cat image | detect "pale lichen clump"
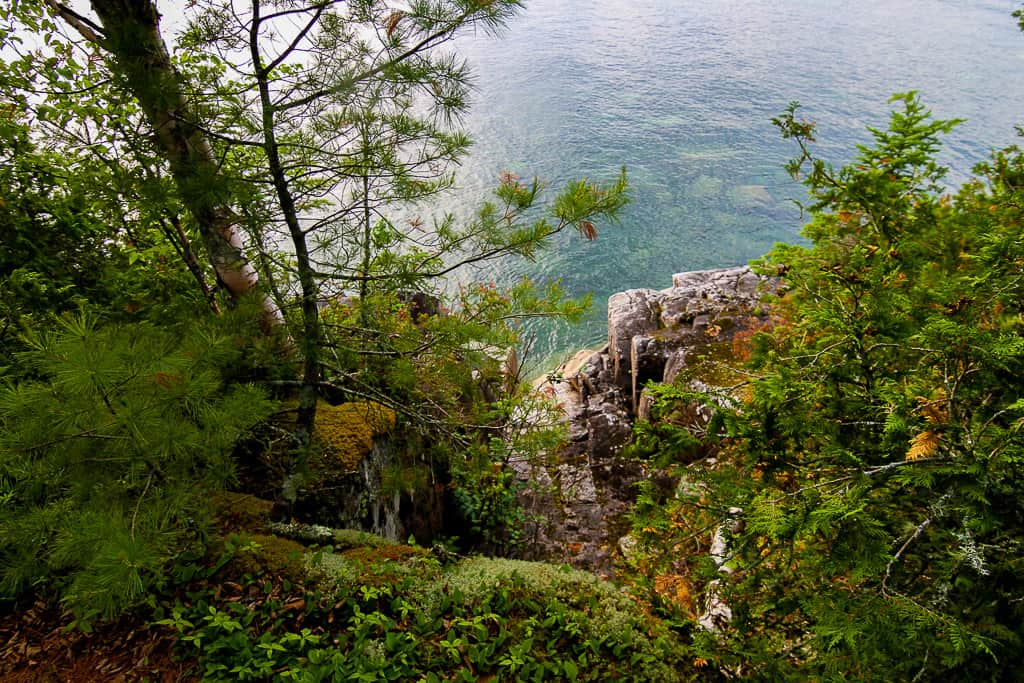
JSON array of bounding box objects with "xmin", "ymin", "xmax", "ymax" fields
[
  {"xmin": 417, "ymin": 557, "xmax": 614, "ymax": 606},
  {"xmin": 310, "ymin": 401, "xmax": 396, "ymax": 475}
]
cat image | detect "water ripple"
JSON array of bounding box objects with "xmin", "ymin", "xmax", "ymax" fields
[{"xmin": 441, "ymin": 0, "xmax": 1024, "ymax": 369}]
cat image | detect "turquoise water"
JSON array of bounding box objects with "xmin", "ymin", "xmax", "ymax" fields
[{"xmin": 438, "ymin": 0, "xmax": 1024, "ymax": 370}]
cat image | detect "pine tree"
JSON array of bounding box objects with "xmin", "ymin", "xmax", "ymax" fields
[{"xmin": 0, "ymin": 312, "xmax": 274, "ymax": 622}]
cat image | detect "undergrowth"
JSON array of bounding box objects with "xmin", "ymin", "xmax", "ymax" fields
[{"xmin": 154, "ymin": 530, "xmax": 703, "ymax": 682}]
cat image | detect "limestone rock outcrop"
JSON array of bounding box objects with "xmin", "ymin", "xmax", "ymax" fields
[
  {"xmin": 520, "ymin": 265, "xmax": 778, "ymax": 572},
  {"xmin": 613, "ymin": 267, "xmax": 771, "ymax": 400}
]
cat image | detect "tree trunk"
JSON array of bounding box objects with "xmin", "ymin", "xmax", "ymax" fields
[
  {"xmin": 83, "ymin": 0, "xmax": 281, "ymax": 329},
  {"xmin": 248, "ymin": 0, "xmax": 320, "ymax": 474}
]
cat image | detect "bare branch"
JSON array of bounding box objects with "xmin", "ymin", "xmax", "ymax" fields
[
  {"xmin": 43, "ymin": 0, "xmax": 109, "ymax": 48},
  {"xmin": 259, "ymin": 4, "xmax": 326, "ymax": 77}
]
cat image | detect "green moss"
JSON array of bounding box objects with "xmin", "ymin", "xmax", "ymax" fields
[
  {"xmin": 341, "ymin": 544, "xmax": 430, "ymax": 564},
  {"xmin": 210, "ymin": 492, "xmax": 274, "ymax": 533},
  {"xmin": 229, "ymin": 533, "xmax": 309, "ymax": 584},
  {"xmin": 681, "ymin": 338, "xmax": 747, "ymax": 388}
]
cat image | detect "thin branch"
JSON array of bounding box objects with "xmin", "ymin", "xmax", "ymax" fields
[
  {"xmin": 276, "ymin": 10, "xmax": 476, "ymax": 112},
  {"xmin": 313, "ymin": 218, "xmax": 574, "ymax": 282},
  {"xmin": 17, "ymin": 78, "xmax": 114, "ymax": 97},
  {"xmin": 183, "ymin": 118, "xmax": 267, "ymax": 149},
  {"xmin": 255, "ymin": 0, "xmax": 341, "ymax": 26},
  {"xmin": 882, "ymin": 514, "xmax": 932, "ymax": 594},
  {"xmin": 259, "ymin": 4, "xmax": 326, "ymax": 77},
  {"xmin": 772, "ymin": 457, "xmax": 947, "ymax": 503},
  {"xmin": 16, "ymin": 428, "xmax": 127, "ymax": 453},
  {"xmin": 130, "ymin": 472, "xmax": 155, "ymax": 541},
  {"xmin": 43, "ymin": 0, "xmax": 109, "ymax": 49}
]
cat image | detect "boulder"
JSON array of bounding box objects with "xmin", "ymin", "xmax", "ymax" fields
[
  {"xmin": 586, "ymin": 403, "xmax": 633, "ymax": 459},
  {"xmin": 522, "ymin": 265, "xmax": 779, "ymax": 574},
  {"xmin": 670, "ymin": 264, "xmax": 772, "ymax": 300}
]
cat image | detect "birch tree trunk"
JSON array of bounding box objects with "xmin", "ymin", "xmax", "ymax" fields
[{"xmin": 56, "ymin": 0, "xmax": 281, "ymax": 329}]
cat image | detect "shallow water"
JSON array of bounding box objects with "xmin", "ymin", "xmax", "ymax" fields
[{"xmin": 433, "ymin": 0, "xmax": 1024, "ymax": 370}]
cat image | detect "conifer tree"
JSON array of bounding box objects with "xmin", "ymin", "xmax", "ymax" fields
[
  {"xmin": 639, "ymin": 94, "xmax": 1024, "ymax": 680},
  {"xmin": 0, "ymin": 313, "xmax": 274, "ymax": 621}
]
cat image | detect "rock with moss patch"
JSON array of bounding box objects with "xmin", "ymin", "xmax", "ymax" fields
[
  {"xmin": 309, "ymin": 401, "xmax": 396, "ymax": 477},
  {"xmin": 286, "ymin": 401, "xmax": 416, "ymax": 541}
]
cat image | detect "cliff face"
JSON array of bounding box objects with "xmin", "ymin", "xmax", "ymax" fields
[{"xmin": 516, "ymin": 266, "xmax": 778, "ymax": 572}]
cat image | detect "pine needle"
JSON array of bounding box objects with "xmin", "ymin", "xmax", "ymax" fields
[
  {"xmin": 578, "ymin": 220, "xmax": 597, "ymax": 240},
  {"xmin": 385, "ymin": 11, "xmax": 403, "ymax": 39}
]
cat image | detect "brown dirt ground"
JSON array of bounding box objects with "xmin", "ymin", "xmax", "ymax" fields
[{"xmin": 0, "ymin": 599, "xmax": 197, "ymax": 682}]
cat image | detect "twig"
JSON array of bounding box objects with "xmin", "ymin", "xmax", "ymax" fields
[{"xmin": 130, "ymin": 472, "xmax": 155, "ymax": 541}]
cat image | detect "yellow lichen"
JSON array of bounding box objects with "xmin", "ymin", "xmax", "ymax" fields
[{"xmin": 310, "ymin": 401, "xmax": 396, "ymax": 475}]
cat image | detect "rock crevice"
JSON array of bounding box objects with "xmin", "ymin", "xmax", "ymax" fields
[{"xmin": 519, "ymin": 265, "xmax": 778, "ymax": 571}]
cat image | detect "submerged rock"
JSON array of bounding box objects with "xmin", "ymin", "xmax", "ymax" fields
[{"xmin": 729, "ymin": 184, "xmax": 773, "ymax": 211}]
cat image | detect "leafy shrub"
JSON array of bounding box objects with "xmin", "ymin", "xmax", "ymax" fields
[
  {"xmin": 634, "ymin": 94, "xmax": 1024, "ymax": 680},
  {"xmin": 451, "ymin": 449, "xmax": 526, "ymax": 554}
]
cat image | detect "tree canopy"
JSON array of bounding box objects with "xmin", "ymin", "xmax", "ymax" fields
[{"xmin": 0, "ymin": 0, "xmax": 628, "ymax": 621}]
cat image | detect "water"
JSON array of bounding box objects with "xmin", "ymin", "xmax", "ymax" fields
[{"xmin": 436, "ymin": 0, "xmax": 1024, "ymax": 370}]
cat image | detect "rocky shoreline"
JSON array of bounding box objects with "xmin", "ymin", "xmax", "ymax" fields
[{"xmin": 514, "ymin": 265, "xmax": 778, "ymax": 572}]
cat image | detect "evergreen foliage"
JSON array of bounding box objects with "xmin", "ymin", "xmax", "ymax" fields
[
  {"xmin": 0, "ymin": 312, "xmax": 274, "ymax": 622},
  {"xmin": 635, "ymin": 94, "xmax": 1024, "ymax": 680},
  {"xmin": 0, "ymin": 0, "xmax": 628, "ymax": 555}
]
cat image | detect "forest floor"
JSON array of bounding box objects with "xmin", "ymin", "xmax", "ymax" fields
[{"xmin": 0, "ymin": 599, "xmax": 194, "ymax": 682}]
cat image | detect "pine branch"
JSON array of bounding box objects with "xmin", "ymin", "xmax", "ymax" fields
[{"xmin": 129, "ymin": 473, "xmax": 155, "ymax": 541}]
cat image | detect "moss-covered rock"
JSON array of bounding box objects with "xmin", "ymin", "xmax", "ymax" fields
[
  {"xmin": 210, "ymin": 492, "xmax": 274, "ymax": 533},
  {"xmin": 310, "ymin": 401, "xmax": 396, "ymax": 476},
  {"xmin": 227, "ymin": 533, "xmax": 309, "ymax": 584},
  {"xmin": 331, "ymin": 527, "xmax": 399, "ymax": 550}
]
